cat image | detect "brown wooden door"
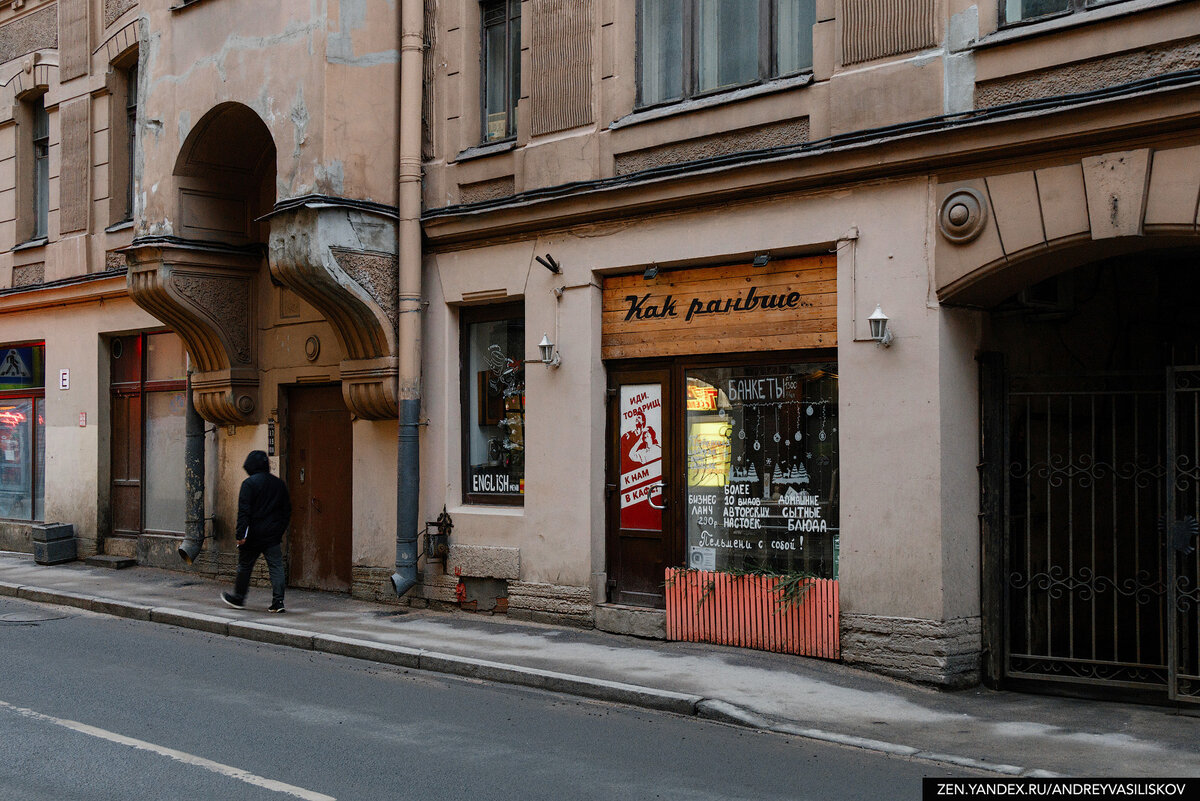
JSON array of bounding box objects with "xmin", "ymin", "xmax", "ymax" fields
[
  {"xmin": 606, "ymin": 367, "xmax": 677, "ymax": 607},
  {"xmin": 286, "ymin": 385, "xmax": 353, "ymax": 592},
  {"xmin": 110, "ymin": 392, "xmax": 142, "ymax": 537}
]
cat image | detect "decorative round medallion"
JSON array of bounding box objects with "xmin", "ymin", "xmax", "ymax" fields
[
  {"xmin": 236, "ymin": 394, "xmax": 255, "ymax": 415},
  {"xmin": 938, "ymin": 187, "xmax": 988, "ymax": 245},
  {"xmin": 305, "ymin": 335, "xmax": 321, "ymax": 362}
]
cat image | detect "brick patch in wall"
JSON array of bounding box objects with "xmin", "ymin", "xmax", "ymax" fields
[
  {"xmin": 840, "ymin": 614, "xmax": 981, "ymax": 688},
  {"xmin": 614, "ymin": 118, "xmax": 809, "ymax": 177},
  {"xmin": 976, "ymin": 38, "xmax": 1200, "ymax": 109}
]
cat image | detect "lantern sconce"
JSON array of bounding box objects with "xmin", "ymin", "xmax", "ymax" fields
[
  {"xmin": 538, "ymin": 333, "xmax": 561, "ymax": 368},
  {"xmin": 868, "ymin": 305, "xmax": 894, "ymax": 347}
]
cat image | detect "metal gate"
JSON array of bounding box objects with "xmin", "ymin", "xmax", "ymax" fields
[{"xmin": 1003, "ymin": 368, "xmax": 1200, "ymax": 702}]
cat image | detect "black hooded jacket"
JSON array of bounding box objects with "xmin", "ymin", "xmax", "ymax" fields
[{"xmin": 236, "ymin": 450, "xmax": 291, "ymax": 546}]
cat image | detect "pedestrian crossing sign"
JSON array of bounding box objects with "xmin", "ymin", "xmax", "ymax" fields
[{"xmin": 0, "ymin": 345, "xmax": 43, "ymax": 390}]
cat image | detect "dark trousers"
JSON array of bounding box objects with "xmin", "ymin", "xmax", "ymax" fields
[{"xmin": 231, "ymin": 541, "xmax": 285, "ymax": 606}]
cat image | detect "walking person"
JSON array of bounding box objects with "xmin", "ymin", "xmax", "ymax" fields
[{"xmin": 222, "ymin": 450, "xmax": 292, "ymax": 613}]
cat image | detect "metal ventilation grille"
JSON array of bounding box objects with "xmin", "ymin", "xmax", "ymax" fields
[{"xmin": 841, "ymin": 0, "xmax": 937, "ymax": 66}]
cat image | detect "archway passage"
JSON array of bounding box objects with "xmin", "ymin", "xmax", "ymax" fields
[{"xmin": 982, "ymin": 249, "xmax": 1200, "ymax": 704}]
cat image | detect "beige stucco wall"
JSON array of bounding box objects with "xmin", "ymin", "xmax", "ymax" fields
[
  {"xmin": 425, "ymin": 175, "xmax": 982, "ymax": 618},
  {"xmin": 0, "ymin": 288, "xmax": 166, "ymax": 548},
  {"xmin": 138, "ymin": 0, "xmax": 398, "ymax": 238}
]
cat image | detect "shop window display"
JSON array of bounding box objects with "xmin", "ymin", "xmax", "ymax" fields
[
  {"xmin": 0, "ymin": 343, "xmax": 44, "ymax": 521},
  {"xmin": 462, "ymin": 308, "xmax": 525, "ymax": 504},
  {"xmin": 685, "ymin": 362, "xmax": 838, "ymax": 577}
]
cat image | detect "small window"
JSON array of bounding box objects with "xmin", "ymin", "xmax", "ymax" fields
[
  {"xmin": 638, "ymin": 0, "xmax": 815, "ymax": 108},
  {"xmin": 0, "ymin": 342, "xmax": 45, "ymax": 522},
  {"xmin": 109, "ymin": 51, "xmax": 139, "ymax": 225},
  {"xmin": 461, "ymin": 305, "xmax": 525, "ymax": 505},
  {"xmin": 31, "ymin": 96, "xmax": 49, "ymax": 240},
  {"xmin": 481, "ymin": 0, "xmax": 521, "ymax": 142}
]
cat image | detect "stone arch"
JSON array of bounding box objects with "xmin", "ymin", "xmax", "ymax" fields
[
  {"xmin": 935, "ymin": 143, "xmax": 1200, "ymax": 308},
  {"xmin": 125, "ymin": 102, "xmax": 277, "ymax": 425}
]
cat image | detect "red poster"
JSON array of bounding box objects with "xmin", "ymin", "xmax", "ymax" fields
[{"xmin": 619, "ymin": 384, "xmax": 663, "ymax": 530}]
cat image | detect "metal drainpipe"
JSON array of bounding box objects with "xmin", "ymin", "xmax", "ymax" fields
[
  {"xmin": 392, "ymin": 0, "xmax": 424, "ymax": 597},
  {"xmin": 178, "ymin": 374, "xmax": 206, "ymax": 564}
]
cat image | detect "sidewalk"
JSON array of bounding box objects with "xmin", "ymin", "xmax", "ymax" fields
[{"xmin": 1, "ymin": 550, "xmax": 1197, "ymax": 778}]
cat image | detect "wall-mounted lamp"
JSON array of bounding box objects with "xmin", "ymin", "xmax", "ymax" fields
[
  {"xmin": 535, "ymin": 254, "xmax": 562, "ymax": 274},
  {"xmin": 643, "ymin": 264, "xmax": 659, "ymax": 280},
  {"xmin": 868, "ymin": 304, "xmax": 894, "ymax": 347},
  {"xmin": 538, "ymin": 333, "xmax": 561, "ymax": 367},
  {"xmin": 752, "ymin": 253, "xmax": 771, "ymax": 268}
]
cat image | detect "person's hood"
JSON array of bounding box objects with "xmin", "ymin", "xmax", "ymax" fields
[{"xmin": 243, "ymin": 450, "xmax": 270, "ymax": 475}]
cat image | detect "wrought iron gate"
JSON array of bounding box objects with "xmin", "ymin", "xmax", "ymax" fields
[{"xmin": 1003, "ymin": 368, "xmax": 1200, "ymax": 702}]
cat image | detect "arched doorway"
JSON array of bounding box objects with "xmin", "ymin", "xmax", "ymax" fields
[{"xmin": 981, "ymin": 249, "xmax": 1200, "ymax": 703}]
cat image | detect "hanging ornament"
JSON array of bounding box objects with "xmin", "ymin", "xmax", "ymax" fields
[
  {"xmin": 753, "ymin": 440, "xmax": 761, "ymax": 451},
  {"xmin": 773, "ymin": 432, "xmax": 781, "ymax": 443},
  {"xmin": 794, "ymin": 431, "xmax": 802, "ymax": 441},
  {"xmin": 806, "ymin": 406, "xmax": 814, "ymax": 417},
  {"xmin": 819, "ymin": 430, "xmax": 827, "ymax": 442},
  {"xmin": 738, "ymin": 429, "xmax": 746, "ymax": 440}
]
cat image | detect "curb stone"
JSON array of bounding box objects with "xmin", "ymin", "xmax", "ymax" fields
[{"xmin": 6, "ymin": 583, "xmax": 1047, "ymax": 777}]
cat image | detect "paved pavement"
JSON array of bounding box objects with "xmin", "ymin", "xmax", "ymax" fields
[{"xmin": 1, "ymin": 550, "xmax": 1197, "ymax": 778}]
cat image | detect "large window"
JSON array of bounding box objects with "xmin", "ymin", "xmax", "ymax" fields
[
  {"xmin": 481, "ymin": 0, "xmax": 521, "ymax": 142},
  {"xmin": 639, "ymin": 0, "xmax": 816, "ymax": 107},
  {"xmin": 685, "ymin": 362, "xmax": 838, "ymax": 578},
  {"xmin": 461, "ymin": 305, "xmax": 525, "ymax": 505},
  {"xmin": 111, "ymin": 332, "xmax": 189, "ymax": 537},
  {"xmin": 0, "ymin": 343, "xmax": 45, "ymax": 521}
]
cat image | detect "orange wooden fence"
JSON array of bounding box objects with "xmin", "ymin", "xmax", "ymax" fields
[{"xmin": 664, "ymin": 568, "xmax": 840, "ymax": 659}]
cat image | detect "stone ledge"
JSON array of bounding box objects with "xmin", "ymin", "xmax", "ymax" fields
[
  {"xmin": 595, "ymin": 604, "xmax": 666, "ymax": 639},
  {"xmin": 447, "ymin": 544, "xmax": 520, "ymax": 580},
  {"xmin": 841, "ymin": 614, "xmax": 982, "ymax": 688}
]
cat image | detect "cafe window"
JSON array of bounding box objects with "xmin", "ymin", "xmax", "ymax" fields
[
  {"xmin": 685, "ymin": 362, "xmax": 838, "ymax": 577},
  {"xmin": 638, "ymin": 0, "xmax": 816, "ymax": 108},
  {"xmin": 0, "ymin": 343, "xmax": 45, "ymax": 521},
  {"xmin": 461, "ymin": 305, "xmax": 525, "ymax": 505}
]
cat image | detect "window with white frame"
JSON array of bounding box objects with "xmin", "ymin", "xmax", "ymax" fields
[{"xmin": 638, "ymin": 0, "xmax": 816, "ymax": 108}]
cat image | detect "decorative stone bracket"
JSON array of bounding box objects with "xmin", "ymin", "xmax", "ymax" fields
[
  {"xmin": 268, "ymin": 202, "xmax": 399, "ymax": 420},
  {"xmin": 125, "ymin": 238, "xmax": 261, "ymax": 425}
]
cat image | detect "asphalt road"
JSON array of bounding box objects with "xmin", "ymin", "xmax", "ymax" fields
[{"xmin": 0, "ymin": 595, "xmax": 975, "ymax": 800}]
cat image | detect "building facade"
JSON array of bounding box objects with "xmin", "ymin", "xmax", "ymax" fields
[{"xmin": 1, "ymin": 0, "xmax": 1199, "ymax": 703}]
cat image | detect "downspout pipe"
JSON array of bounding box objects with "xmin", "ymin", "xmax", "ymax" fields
[
  {"xmin": 393, "ymin": 0, "xmax": 424, "ymax": 597},
  {"xmin": 178, "ymin": 374, "xmax": 206, "ymax": 565}
]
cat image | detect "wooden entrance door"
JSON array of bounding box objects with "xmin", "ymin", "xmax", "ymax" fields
[
  {"xmin": 606, "ymin": 368, "xmax": 676, "ymax": 607},
  {"xmin": 286, "ymin": 385, "xmax": 353, "ymax": 592}
]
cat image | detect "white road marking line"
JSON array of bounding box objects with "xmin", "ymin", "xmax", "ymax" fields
[{"xmin": 0, "ymin": 699, "xmax": 335, "ymax": 801}]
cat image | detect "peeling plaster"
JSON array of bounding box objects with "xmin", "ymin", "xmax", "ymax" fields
[
  {"xmin": 328, "ymin": 0, "xmax": 399, "ymax": 66},
  {"xmin": 151, "ymin": 19, "xmax": 322, "ymax": 89},
  {"xmin": 177, "ymin": 110, "xmax": 191, "ymax": 149},
  {"xmin": 314, "ymin": 161, "xmax": 346, "ymax": 196},
  {"xmin": 290, "ymin": 86, "xmax": 309, "ymax": 165}
]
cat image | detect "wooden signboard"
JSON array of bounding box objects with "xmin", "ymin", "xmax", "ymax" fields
[{"xmin": 601, "ymin": 255, "xmax": 836, "ymax": 360}]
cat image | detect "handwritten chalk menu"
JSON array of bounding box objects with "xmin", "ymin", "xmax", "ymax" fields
[
  {"xmin": 684, "ymin": 365, "xmax": 839, "ymax": 578},
  {"xmin": 600, "ymin": 255, "xmax": 836, "ymax": 360}
]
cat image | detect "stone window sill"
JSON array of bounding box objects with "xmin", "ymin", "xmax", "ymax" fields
[
  {"xmin": 610, "ymin": 73, "xmax": 814, "ymax": 132},
  {"xmin": 12, "ymin": 237, "xmax": 47, "ymax": 252},
  {"xmin": 453, "ymin": 139, "xmax": 517, "ymax": 164}
]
